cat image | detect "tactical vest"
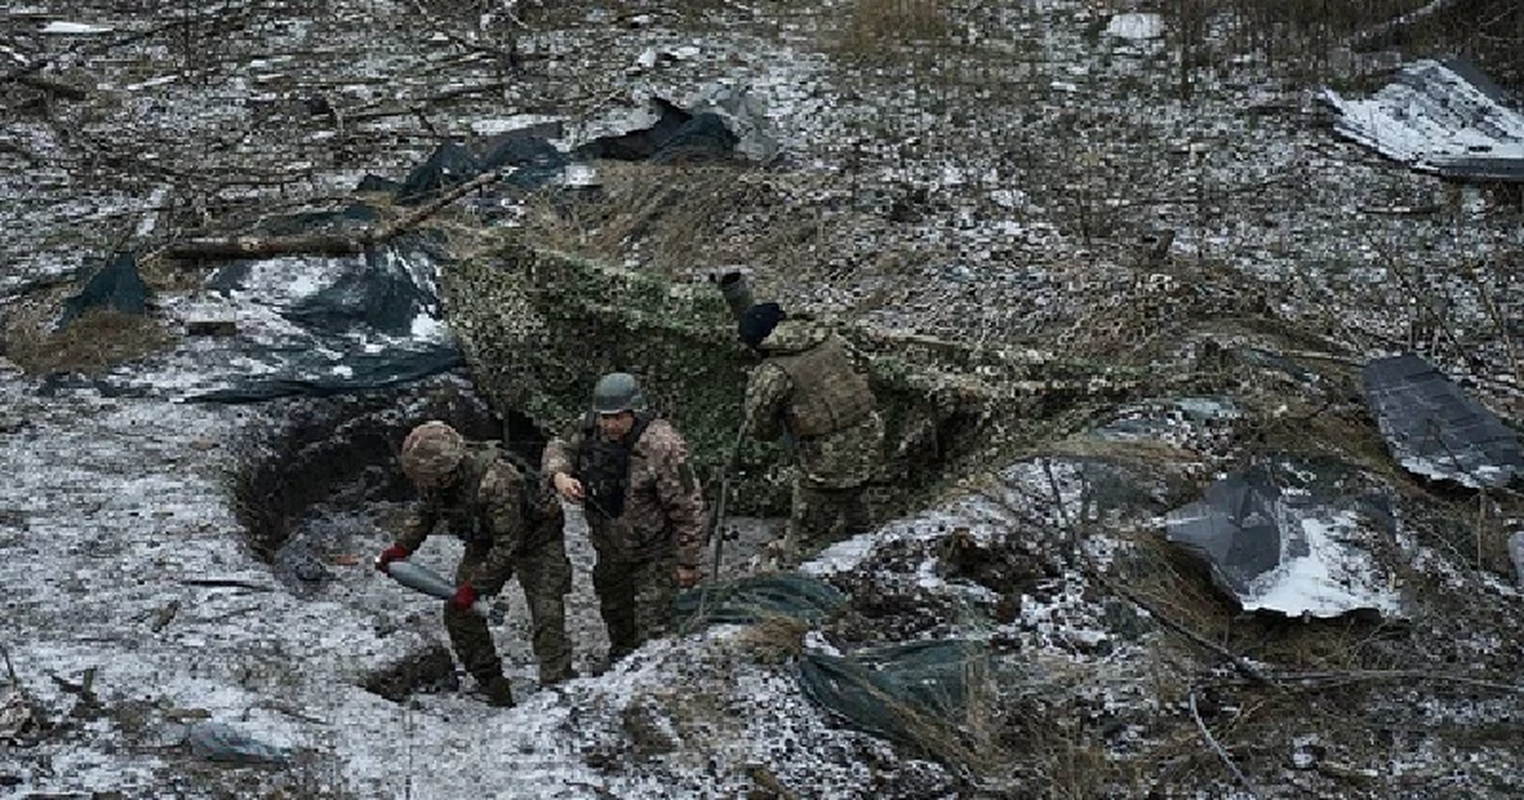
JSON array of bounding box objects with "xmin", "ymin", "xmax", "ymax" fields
[
  {"xmin": 575, "ymin": 412, "xmax": 653, "ymax": 519},
  {"xmin": 769, "ymin": 335, "xmax": 875, "ymax": 438},
  {"xmin": 438, "ymin": 441, "xmax": 543, "ymax": 546}
]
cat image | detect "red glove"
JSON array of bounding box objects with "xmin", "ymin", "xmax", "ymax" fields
[
  {"xmin": 449, "ymin": 584, "xmax": 479, "ymax": 612},
  {"xmin": 374, "ymin": 544, "xmax": 411, "ymax": 573}
]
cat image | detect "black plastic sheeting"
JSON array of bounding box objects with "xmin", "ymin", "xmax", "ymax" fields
[
  {"xmin": 382, "ymin": 101, "xmax": 743, "ymax": 207},
  {"xmin": 186, "ymin": 229, "xmax": 462, "ymax": 403},
  {"xmin": 1164, "ymin": 459, "xmax": 1401, "ymax": 618},
  {"xmin": 573, "ymin": 98, "xmax": 739, "ymax": 164},
  {"xmin": 59, "ymin": 250, "xmax": 149, "ymax": 326},
  {"xmin": 1362, "ymin": 353, "xmax": 1524, "ymax": 489}
]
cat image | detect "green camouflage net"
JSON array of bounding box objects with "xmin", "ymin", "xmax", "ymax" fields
[
  {"xmin": 673, "ymin": 573, "xmax": 848, "ymax": 626},
  {"xmin": 442, "ymin": 235, "xmax": 1152, "ymax": 514},
  {"xmin": 673, "ymin": 574, "xmax": 989, "ymax": 762},
  {"xmin": 799, "ymin": 639, "xmax": 991, "ymax": 763}
]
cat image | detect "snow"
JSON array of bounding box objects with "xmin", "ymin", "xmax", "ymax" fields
[
  {"xmin": 1105, "ymin": 13, "xmax": 1163, "ymax": 41},
  {"xmin": 5, "ymin": 0, "xmax": 1524, "ymax": 796},
  {"xmin": 39, "ymin": 21, "xmax": 115, "ymax": 35},
  {"xmin": 1324, "ymin": 58, "xmax": 1524, "ymax": 179},
  {"xmin": 1241, "ymin": 511, "xmax": 1402, "ymax": 618}
]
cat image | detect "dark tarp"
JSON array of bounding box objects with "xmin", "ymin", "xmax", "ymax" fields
[
  {"xmin": 574, "ymin": 97, "xmax": 694, "ymax": 161},
  {"xmin": 395, "ymin": 141, "xmax": 482, "ymax": 205},
  {"xmin": 1164, "ymin": 459, "xmax": 1402, "ymax": 618},
  {"xmin": 390, "ymin": 128, "xmax": 575, "ymax": 205},
  {"xmin": 59, "ymin": 250, "xmax": 149, "ymax": 326},
  {"xmin": 180, "ymin": 214, "xmax": 463, "ymax": 403},
  {"xmin": 650, "ymin": 112, "xmax": 741, "ymax": 165},
  {"xmin": 1362, "ymin": 353, "xmax": 1524, "ymax": 489}
]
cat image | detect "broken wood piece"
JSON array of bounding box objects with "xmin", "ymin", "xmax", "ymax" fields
[
  {"xmin": 19, "ymin": 75, "xmax": 88, "ymax": 100},
  {"xmin": 181, "ymin": 578, "xmax": 275, "ymax": 592},
  {"xmin": 185, "ymin": 320, "xmax": 237, "ymax": 337},
  {"xmin": 1190, "ymin": 690, "xmax": 1259, "ymax": 798}
]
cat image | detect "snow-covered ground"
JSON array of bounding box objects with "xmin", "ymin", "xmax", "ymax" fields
[{"xmin": 4, "ymin": 1, "xmax": 1523, "ymax": 798}]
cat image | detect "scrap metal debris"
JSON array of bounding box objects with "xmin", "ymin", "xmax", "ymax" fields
[
  {"xmin": 1323, "ymin": 58, "xmax": 1524, "ymax": 182},
  {"xmin": 1361, "ymin": 353, "xmax": 1524, "ymax": 489},
  {"xmin": 1165, "ymin": 461, "xmax": 1403, "ymax": 619}
]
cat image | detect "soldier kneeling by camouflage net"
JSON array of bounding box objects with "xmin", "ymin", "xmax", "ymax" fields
[
  {"xmin": 376, "ymin": 421, "xmax": 573, "ymax": 707},
  {"xmin": 738, "ymin": 302, "xmax": 885, "ymax": 565}
]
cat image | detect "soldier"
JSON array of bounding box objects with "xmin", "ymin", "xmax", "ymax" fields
[
  {"xmin": 375, "ymin": 421, "xmax": 573, "ymax": 708},
  {"xmin": 542, "ymin": 373, "xmax": 705, "ymax": 665},
  {"xmin": 737, "ymin": 302, "xmax": 885, "ymax": 564}
]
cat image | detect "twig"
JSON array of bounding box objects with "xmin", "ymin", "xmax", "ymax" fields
[
  {"xmin": 1189, "ymin": 689, "xmax": 1259, "ymax": 797},
  {"xmin": 1095, "ymin": 568, "xmax": 1271, "ymax": 684},
  {"xmin": 151, "ymin": 599, "xmax": 182, "ymax": 632},
  {"xmin": 1254, "ymin": 668, "xmax": 1524, "ymax": 695},
  {"xmin": 0, "ymin": 640, "xmax": 19, "ymax": 688},
  {"xmin": 746, "ymin": 763, "xmax": 800, "ymax": 800},
  {"xmin": 1473, "ymin": 269, "xmax": 1523, "ymax": 390},
  {"xmin": 180, "ymin": 578, "xmax": 276, "ymax": 592}
]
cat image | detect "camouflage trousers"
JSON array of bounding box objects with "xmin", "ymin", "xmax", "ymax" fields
[
  {"xmin": 591, "ymin": 552, "xmax": 676, "ymax": 663},
  {"xmin": 781, "ymin": 481, "xmax": 872, "ymax": 565},
  {"xmin": 444, "ymin": 539, "xmax": 573, "ymax": 687}
]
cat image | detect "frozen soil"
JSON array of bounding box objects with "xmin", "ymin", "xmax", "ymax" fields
[{"xmin": 2, "ymin": 1, "xmax": 1523, "ymax": 798}]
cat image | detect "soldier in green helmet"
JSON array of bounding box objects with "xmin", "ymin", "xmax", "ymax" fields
[
  {"xmin": 542, "ymin": 373, "xmax": 705, "ymax": 665},
  {"xmin": 376, "ymin": 420, "xmax": 574, "ymax": 707}
]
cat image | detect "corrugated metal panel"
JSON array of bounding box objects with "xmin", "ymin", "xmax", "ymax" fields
[
  {"xmin": 1362, "ymin": 353, "xmax": 1524, "ymax": 488},
  {"xmin": 1323, "ymin": 58, "xmax": 1524, "ymax": 183}
]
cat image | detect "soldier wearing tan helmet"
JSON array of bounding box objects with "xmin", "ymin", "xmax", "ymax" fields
[
  {"xmin": 542, "ymin": 373, "xmax": 705, "ymax": 666},
  {"xmin": 376, "ymin": 420, "xmax": 573, "ymax": 707}
]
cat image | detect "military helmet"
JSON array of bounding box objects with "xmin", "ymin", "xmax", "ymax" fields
[
  {"xmin": 399, "ymin": 420, "xmax": 465, "ymax": 485},
  {"xmin": 591, "ymin": 372, "xmax": 645, "ymax": 415}
]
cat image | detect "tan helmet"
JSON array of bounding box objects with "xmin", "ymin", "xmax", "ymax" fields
[{"xmin": 399, "ymin": 421, "xmax": 465, "ymax": 486}]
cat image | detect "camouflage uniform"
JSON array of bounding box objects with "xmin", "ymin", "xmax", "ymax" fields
[
  {"xmin": 397, "ymin": 440, "xmax": 573, "ymax": 694},
  {"xmin": 543, "ymin": 414, "xmax": 705, "ymax": 662},
  {"xmin": 744, "ymin": 319, "xmax": 884, "ymax": 561}
]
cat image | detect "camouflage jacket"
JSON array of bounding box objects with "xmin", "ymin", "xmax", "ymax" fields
[
  {"xmin": 398, "ymin": 441, "xmax": 564, "ymax": 595},
  {"xmin": 745, "ymin": 319, "xmax": 884, "ymax": 489},
  {"xmin": 543, "ymin": 415, "xmax": 706, "ymax": 567}
]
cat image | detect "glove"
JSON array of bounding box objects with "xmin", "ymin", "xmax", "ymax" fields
[
  {"xmin": 449, "ymin": 584, "xmax": 479, "ymax": 612},
  {"xmin": 374, "ymin": 544, "xmax": 411, "ymax": 573}
]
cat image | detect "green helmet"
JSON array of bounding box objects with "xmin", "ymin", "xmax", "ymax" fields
[{"xmin": 591, "ymin": 372, "xmax": 645, "ymax": 414}]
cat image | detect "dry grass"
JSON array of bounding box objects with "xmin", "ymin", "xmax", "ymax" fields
[
  {"xmin": 729, "ymin": 615, "xmax": 810, "ymax": 663},
  {"xmin": 1, "ymin": 296, "xmax": 171, "ymax": 375},
  {"xmin": 834, "ymin": 0, "xmax": 952, "ymax": 64},
  {"xmin": 518, "ymin": 163, "xmax": 829, "ymax": 284}
]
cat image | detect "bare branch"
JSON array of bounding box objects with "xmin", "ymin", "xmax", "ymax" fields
[{"xmin": 1190, "ymin": 689, "xmax": 1260, "ymax": 797}]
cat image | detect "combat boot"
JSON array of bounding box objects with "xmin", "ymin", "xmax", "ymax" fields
[{"xmin": 479, "ymin": 674, "xmax": 515, "ymax": 708}]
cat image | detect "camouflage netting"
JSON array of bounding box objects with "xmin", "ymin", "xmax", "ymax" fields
[{"xmin": 442, "ymin": 236, "xmax": 1153, "ymax": 515}]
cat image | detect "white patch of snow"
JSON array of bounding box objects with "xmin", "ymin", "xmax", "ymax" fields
[
  {"xmin": 40, "ymin": 21, "xmax": 115, "ymax": 35},
  {"xmin": 1241, "ymin": 510, "xmax": 1402, "ymax": 618},
  {"xmin": 1105, "ymin": 14, "xmax": 1163, "ymax": 41}
]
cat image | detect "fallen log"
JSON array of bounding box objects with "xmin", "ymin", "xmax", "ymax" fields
[{"xmin": 162, "ymin": 168, "xmax": 503, "ymax": 261}]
